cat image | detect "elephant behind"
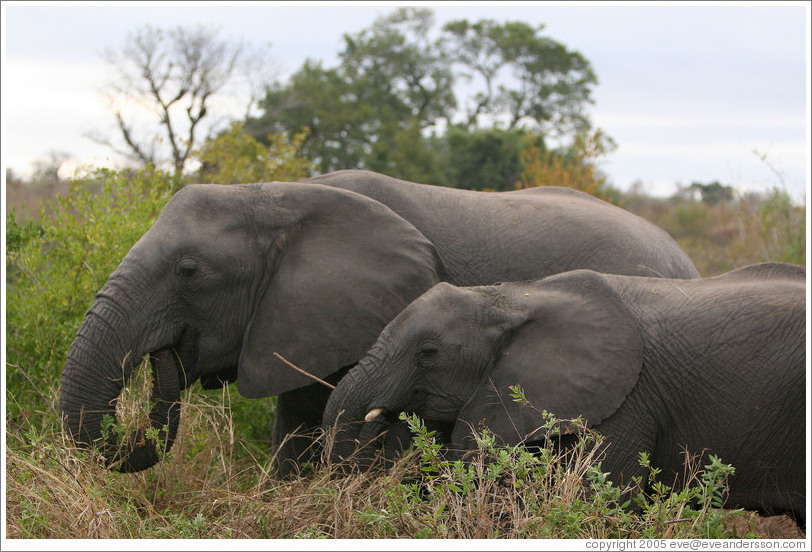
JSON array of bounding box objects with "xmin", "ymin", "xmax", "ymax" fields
[
  {"xmin": 323, "ymin": 262, "xmax": 806, "ymax": 527},
  {"xmin": 305, "ymin": 170, "xmax": 701, "ymax": 285},
  {"xmin": 59, "ymin": 170, "xmax": 700, "ymax": 475}
]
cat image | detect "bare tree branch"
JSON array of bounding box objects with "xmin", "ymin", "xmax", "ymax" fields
[
  {"xmin": 114, "ymin": 112, "xmax": 155, "ymax": 165},
  {"xmin": 95, "ymin": 24, "xmax": 272, "ymax": 178}
]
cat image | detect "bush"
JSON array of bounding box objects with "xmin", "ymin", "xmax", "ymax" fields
[
  {"xmin": 623, "ymin": 188, "xmax": 805, "ymax": 276},
  {"xmin": 194, "ymin": 123, "xmax": 312, "ymax": 184},
  {"xmin": 517, "ymin": 128, "xmax": 620, "ymax": 204},
  {"xmin": 365, "ymin": 392, "xmax": 746, "ymax": 539},
  {"xmin": 6, "ymin": 168, "xmax": 174, "ymax": 430},
  {"xmin": 759, "ymin": 188, "xmax": 805, "ymax": 265}
]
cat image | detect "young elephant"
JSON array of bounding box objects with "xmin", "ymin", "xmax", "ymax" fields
[{"xmin": 323, "ymin": 262, "xmax": 806, "ymax": 527}]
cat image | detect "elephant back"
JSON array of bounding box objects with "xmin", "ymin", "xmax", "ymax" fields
[{"xmin": 307, "ymin": 170, "xmax": 701, "ymax": 284}]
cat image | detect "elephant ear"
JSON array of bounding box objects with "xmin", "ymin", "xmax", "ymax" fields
[
  {"xmin": 452, "ymin": 270, "xmax": 644, "ymax": 448},
  {"xmin": 238, "ymin": 183, "xmax": 441, "ymax": 398}
]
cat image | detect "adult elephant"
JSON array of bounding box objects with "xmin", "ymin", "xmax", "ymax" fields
[
  {"xmin": 323, "ymin": 262, "xmax": 806, "ymax": 528},
  {"xmin": 59, "ymin": 170, "xmax": 699, "ymax": 475}
]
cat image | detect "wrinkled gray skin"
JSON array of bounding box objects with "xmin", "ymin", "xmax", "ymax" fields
[
  {"xmin": 324, "ymin": 263, "xmax": 806, "ymax": 528},
  {"xmin": 60, "ymin": 170, "xmax": 699, "ymax": 475}
]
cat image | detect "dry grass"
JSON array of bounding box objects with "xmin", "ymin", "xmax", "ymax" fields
[
  {"xmin": 623, "ymin": 191, "xmax": 805, "ymax": 276},
  {"xmin": 5, "ymin": 386, "xmax": 806, "ymax": 540},
  {"xmin": 7, "ymin": 262, "xmax": 807, "ymax": 542},
  {"xmin": 5, "ymin": 177, "xmax": 70, "ymax": 221}
]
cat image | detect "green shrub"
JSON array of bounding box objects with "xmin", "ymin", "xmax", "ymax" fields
[
  {"xmin": 759, "ymin": 187, "xmax": 805, "ymax": 265},
  {"xmin": 624, "ymin": 189, "xmax": 805, "ymax": 276},
  {"xmin": 194, "ymin": 123, "xmax": 312, "ymax": 185},
  {"xmin": 379, "ymin": 407, "xmax": 744, "ymax": 539},
  {"xmin": 6, "ymin": 168, "xmax": 174, "ymax": 429}
]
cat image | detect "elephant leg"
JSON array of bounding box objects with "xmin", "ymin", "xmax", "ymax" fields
[
  {"xmin": 593, "ymin": 404, "xmax": 658, "ymax": 502},
  {"xmin": 272, "ymin": 393, "xmax": 323, "ymax": 477},
  {"xmin": 272, "ymin": 366, "xmax": 351, "ymax": 478}
]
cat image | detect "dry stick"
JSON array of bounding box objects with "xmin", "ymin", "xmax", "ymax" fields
[
  {"xmin": 273, "ymin": 352, "xmax": 336, "ymax": 390},
  {"xmin": 9, "ymin": 363, "xmax": 49, "ymax": 407}
]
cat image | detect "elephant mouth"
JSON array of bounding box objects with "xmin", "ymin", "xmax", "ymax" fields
[
  {"xmin": 364, "ymin": 388, "xmax": 460, "ymax": 429},
  {"xmin": 151, "ymin": 327, "xmax": 198, "ymax": 389},
  {"xmin": 362, "ymin": 388, "xmax": 430, "ymax": 424}
]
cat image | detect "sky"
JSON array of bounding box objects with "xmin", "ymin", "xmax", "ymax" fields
[{"xmin": 2, "ymin": 1, "xmax": 809, "ymax": 201}]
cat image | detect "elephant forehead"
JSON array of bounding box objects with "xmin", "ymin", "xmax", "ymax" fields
[
  {"xmin": 388, "ymin": 284, "xmax": 482, "ymax": 337},
  {"xmin": 164, "ymin": 184, "xmax": 250, "ymax": 219},
  {"xmin": 411, "ymin": 283, "xmax": 476, "ymax": 316},
  {"xmin": 153, "ymin": 186, "xmax": 279, "ymax": 243}
]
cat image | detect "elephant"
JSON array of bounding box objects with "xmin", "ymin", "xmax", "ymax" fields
[
  {"xmin": 322, "ymin": 262, "xmax": 806, "ymax": 527},
  {"xmin": 303, "ymin": 170, "xmax": 701, "ymax": 286},
  {"xmin": 59, "ymin": 170, "xmax": 700, "ymax": 475}
]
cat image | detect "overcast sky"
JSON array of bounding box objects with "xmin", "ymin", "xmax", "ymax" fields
[{"xmin": 2, "ymin": 2, "xmax": 809, "ymax": 201}]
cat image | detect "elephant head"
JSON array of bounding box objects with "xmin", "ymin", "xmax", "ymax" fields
[
  {"xmin": 60, "ymin": 182, "xmax": 440, "ymax": 472},
  {"xmin": 323, "ymin": 271, "xmax": 644, "ymax": 463}
]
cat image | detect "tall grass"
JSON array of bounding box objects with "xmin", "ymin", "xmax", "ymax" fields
[
  {"xmin": 6, "ymin": 385, "xmax": 802, "ymax": 539},
  {"xmin": 623, "ymin": 188, "xmax": 805, "ymax": 276}
]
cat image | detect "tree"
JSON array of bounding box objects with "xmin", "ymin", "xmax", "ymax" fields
[
  {"xmin": 194, "ymin": 123, "xmax": 311, "ymax": 184},
  {"xmin": 246, "ymin": 60, "xmax": 369, "ymax": 173},
  {"xmin": 443, "ymin": 19, "xmax": 597, "ymax": 135},
  {"xmin": 248, "ymin": 8, "xmax": 455, "ymax": 175},
  {"xmin": 688, "ymin": 181, "xmax": 734, "ymax": 204},
  {"xmin": 340, "ymin": 8, "xmax": 456, "ymax": 127},
  {"xmin": 92, "ymin": 24, "xmax": 272, "ymax": 179},
  {"xmin": 338, "ymin": 8, "xmax": 457, "ymax": 176},
  {"xmin": 436, "ymin": 126, "xmax": 525, "ymax": 191},
  {"xmin": 248, "ymin": 9, "xmax": 600, "ymax": 180},
  {"xmin": 517, "ymin": 128, "xmax": 618, "ymax": 202}
]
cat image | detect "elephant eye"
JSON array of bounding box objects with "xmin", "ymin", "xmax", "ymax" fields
[
  {"xmin": 416, "ymin": 346, "xmax": 439, "ymax": 364},
  {"xmin": 178, "ymin": 262, "xmax": 197, "ymax": 279}
]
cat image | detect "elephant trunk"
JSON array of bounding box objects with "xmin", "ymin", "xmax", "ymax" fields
[
  {"xmin": 59, "ymin": 290, "xmax": 182, "ymax": 472},
  {"xmin": 323, "ymin": 361, "xmax": 378, "ymax": 468},
  {"xmin": 323, "ymin": 349, "xmax": 410, "ymax": 469}
]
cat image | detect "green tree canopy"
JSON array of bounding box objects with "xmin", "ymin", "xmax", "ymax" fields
[
  {"xmin": 340, "ymin": 8, "xmax": 456, "ymax": 127},
  {"xmin": 245, "ymin": 60, "xmax": 367, "ymax": 173},
  {"xmin": 434, "ymin": 126, "xmax": 526, "ymax": 191},
  {"xmin": 688, "ymin": 181, "xmax": 735, "ymax": 204},
  {"xmin": 246, "ymin": 8, "xmax": 598, "ymax": 181},
  {"xmin": 443, "ymin": 19, "xmax": 597, "ymax": 134},
  {"xmin": 194, "ymin": 123, "xmax": 311, "ymax": 184}
]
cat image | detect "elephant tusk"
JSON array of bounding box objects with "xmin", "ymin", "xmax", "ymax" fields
[{"xmin": 365, "ymin": 408, "xmax": 384, "ymax": 423}]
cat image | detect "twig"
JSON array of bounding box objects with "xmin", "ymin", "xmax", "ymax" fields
[
  {"xmin": 9, "ymin": 363, "xmax": 49, "ymax": 407},
  {"xmin": 664, "ymin": 518, "xmax": 692, "ymax": 524},
  {"xmin": 273, "ymin": 352, "xmax": 336, "ymax": 390}
]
